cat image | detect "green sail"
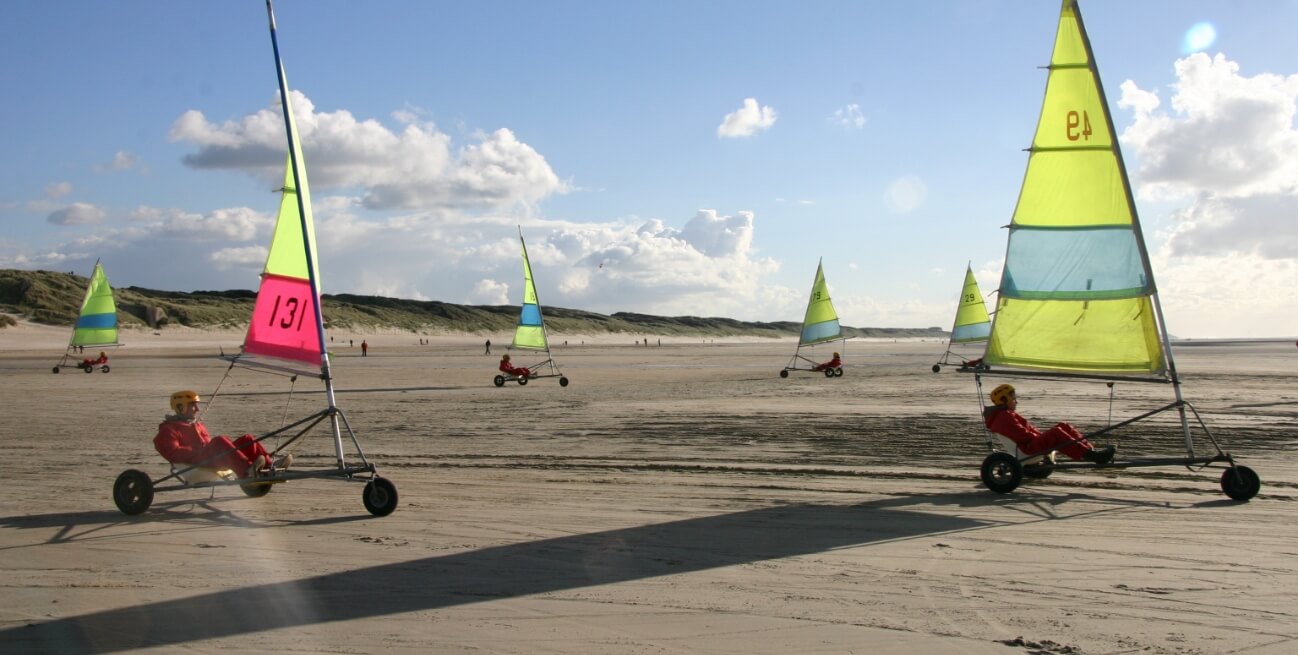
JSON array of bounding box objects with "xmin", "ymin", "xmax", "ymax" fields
[
  {"xmin": 984, "ymin": 0, "xmax": 1167, "ymax": 376},
  {"xmin": 799, "ymin": 259, "xmax": 841, "ymax": 346},
  {"xmin": 949, "ymin": 265, "xmax": 991, "ymax": 344},
  {"xmin": 70, "ymin": 261, "xmax": 119, "ymax": 348},
  {"xmin": 511, "ymin": 232, "xmax": 549, "ymax": 351}
]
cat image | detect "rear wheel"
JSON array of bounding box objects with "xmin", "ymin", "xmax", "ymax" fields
[
  {"xmin": 1221, "ymin": 465, "xmax": 1260, "ymax": 501},
  {"xmin": 1022, "ymin": 464, "xmax": 1054, "ymax": 480},
  {"xmin": 83, "ymin": 364, "xmax": 94, "ymax": 374},
  {"xmin": 833, "ymin": 367, "xmax": 844, "ymax": 377},
  {"xmin": 101, "ymin": 365, "xmax": 110, "ymax": 373},
  {"xmin": 240, "ymin": 480, "xmax": 273, "ymax": 497},
  {"xmin": 363, "ymin": 478, "xmax": 398, "ymax": 517},
  {"xmin": 980, "ymin": 452, "xmax": 1023, "ymax": 494},
  {"xmin": 493, "ymin": 375, "xmax": 505, "ymax": 387},
  {"xmin": 823, "ymin": 368, "xmax": 834, "ymax": 378},
  {"xmin": 518, "ymin": 375, "xmax": 528, "ymax": 386},
  {"xmin": 113, "ymin": 469, "xmax": 154, "ymax": 515}
]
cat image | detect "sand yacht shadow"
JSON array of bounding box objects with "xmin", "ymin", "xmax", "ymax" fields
[{"xmin": 1, "ymin": 498, "xmax": 1008, "ymax": 652}]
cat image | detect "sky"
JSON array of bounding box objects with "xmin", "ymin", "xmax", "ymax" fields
[{"xmin": 2, "ymin": 0, "xmax": 1297, "ymax": 339}]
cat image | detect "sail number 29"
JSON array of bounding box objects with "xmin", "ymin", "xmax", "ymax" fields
[
  {"xmin": 1066, "ymin": 110, "xmax": 1093, "ymax": 141},
  {"xmin": 268, "ymin": 294, "xmax": 309, "ymax": 332}
]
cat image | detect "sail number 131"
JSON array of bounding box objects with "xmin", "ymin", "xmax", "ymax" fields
[
  {"xmin": 1066, "ymin": 110, "xmax": 1093, "ymax": 141},
  {"xmin": 268, "ymin": 294, "xmax": 309, "ymax": 332}
]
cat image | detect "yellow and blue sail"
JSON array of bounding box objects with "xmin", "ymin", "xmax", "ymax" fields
[
  {"xmin": 949, "ymin": 265, "xmax": 991, "ymax": 343},
  {"xmin": 511, "ymin": 232, "xmax": 549, "ymax": 351},
  {"xmin": 70, "ymin": 261, "xmax": 119, "ymax": 347},
  {"xmin": 799, "ymin": 259, "xmax": 841, "ymax": 345},
  {"xmin": 985, "ymin": 0, "xmax": 1166, "ymax": 376}
]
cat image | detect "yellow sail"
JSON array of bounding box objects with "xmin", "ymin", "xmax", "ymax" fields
[{"xmin": 984, "ymin": 0, "xmax": 1167, "ymax": 376}]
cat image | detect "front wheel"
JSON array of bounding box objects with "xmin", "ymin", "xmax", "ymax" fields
[
  {"xmin": 52, "ymin": 366, "xmax": 60, "ymax": 374},
  {"xmin": 1221, "ymin": 465, "xmax": 1260, "ymax": 501},
  {"xmin": 980, "ymin": 452, "xmax": 1023, "ymax": 494},
  {"xmin": 931, "ymin": 364, "xmax": 941, "ymax": 373},
  {"xmin": 517, "ymin": 375, "xmax": 528, "ymax": 386},
  {"xmin": 240, "ymin": 480, "xmax": 273, "ymax": 497},
  {"xmin": 113, "ymin": 469, "xmax": 154, "ymax": 515},
  {"xmin": 823, "ymin": 368, "xmax": 834, "ymax": 378},
  {"xmin": 101, "ymin": 365, "xmax": 110, "ymax": 373},
  {"xmin": 833, "ymin": 367, "xmax": 844, "ymax": 377},
  {"xmin": 83, "ymin": 364, "xmax": 94, "ymax": 374},
  {"xmin": 559, "ymin": 377, "xmax": 569, "ymax": 387},
  {"xmin": 493, "ymin": 375, "xmax": 505, "ymax": 387},
  {"xmin": 779, "ymin": 369, "xmax": 789, "ymax": 378},
  {"xmin": 363, "ymin": 477, "xmax": 398, "ymax": 516}
]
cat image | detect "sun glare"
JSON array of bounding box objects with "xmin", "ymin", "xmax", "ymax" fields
[{"xmin": 1182, "ymin": 21, "xmax": 1217, "ymax": 54}]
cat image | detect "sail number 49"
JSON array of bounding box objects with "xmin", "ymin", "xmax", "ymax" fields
[
  {"xmin": 1066, "ymin": 110, "xmax": 1093, "ymax": 141},
  {"xmin": 268, "ymin": 294, "xmax": 308, "ymax": 332}
]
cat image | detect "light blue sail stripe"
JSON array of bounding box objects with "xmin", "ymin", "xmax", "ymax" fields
[
  {"xmin": 801, "ymin": 319, "xmax": 840, "ymax": 345},
  {"xmin": 951, "ymin": 322, "xmax": 991, "ymax": 343},
  {"xmin": 519, "ymin": 304, "xmax": 543, "ymax": 327}
]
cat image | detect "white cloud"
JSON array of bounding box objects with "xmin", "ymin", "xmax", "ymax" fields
[
  {"xmin": 170, "ymin": 90, "xmax": 566, "ymax": 212},
  {"xmin": 47, "ymin": 202, "xmax": 105, "ymax": 226},
  {"xmin": 152, "ymin": 206, "xmax": 270, "ymax": 242},
  {"xmin": 717, "ymin": 98, "xmax": 778, "ymax": 138},
  {"xmin": 885, "ymin": 176, "xmax": 927, "ymax": 213},
  {"xmin": 1119, "ymin": 53, "xmax": 1298, "ymax": 261},
  {"xmin": 45, "ymin": 181, "xmax": 72, "ymax": 199},
  {"xmin": 829, "ymin": 103, "xmax": 866, "ymax": 129},
  {"xmin": 471, "ymin": 279, "xmax": 511, "ymax": 305},
  {"xmin": 210, "ymin": 246, "xmax": 268, "ymax": 269},
  {"xmin": 95, "ymin": 151, "xmax": 143, "ymax": 173}
]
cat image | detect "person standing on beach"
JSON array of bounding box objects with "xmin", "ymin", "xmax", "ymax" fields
[
  {"xmin": 983, "ymin": 384, "xmax": 1115, "ymax": 464},
  {"xmin": 485, "ymin": 339, "xmax": 491, "ymax": 355},
  {"xmin": 361, "ymin": 340, "xmax": 368, "ymax": 357},
  {"xmin": 154, "ymin": 391, "xmax": 281, "ymax": 479}
]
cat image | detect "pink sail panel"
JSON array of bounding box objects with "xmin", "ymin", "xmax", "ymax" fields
[{"xmin": 244, "ymin": 273, "xmax": 322, "ymax": 365}]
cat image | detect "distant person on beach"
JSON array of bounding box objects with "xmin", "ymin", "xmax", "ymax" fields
[
  {"xmin": 485, "ymin": 339, "xmax": 492, "ymax": 355},
  {"xmin": 361, "ymin": 340, "xmax": 368, "ymax": 357},
  {"xmin": 499, "ymin": 353, "xmax": 530, "ymax": 379},
  {"xmin": 153, "ymin": 391, "xmax": 285, "ymax": 479},
  {"xmin": 983, "ymin": 384, "xmax": 1115, "ymax": 464},
  {"xmin": 812, "ymin": 352, "xmax": 842, "ymax": 372}
]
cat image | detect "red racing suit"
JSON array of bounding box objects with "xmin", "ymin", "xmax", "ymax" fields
[
  {"xmin": 813, "ymin": 356, "xmax": 842, "ymax": 372},
  {"xmin": 154, "ymin": 418, "xmax": 271, "ymax": 478},
  {"xmin": 983, "ymin": 408, "xmax": 1095, "ymax": 460},
  {"xmin": 499, "ymin": 360, "xmax": 531, "ymax": 378}
]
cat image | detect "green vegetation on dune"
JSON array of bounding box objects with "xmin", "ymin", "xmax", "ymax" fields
[{"xmin": 0, "ymin": 268, "xmax": 945, "ymax": 339}]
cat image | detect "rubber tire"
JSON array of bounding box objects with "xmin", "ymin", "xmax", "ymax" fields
[
  {"xmin": 779, "ymin": 370, "xmax": 789, "ymax": 378},
  {"xmin": 52, "ymin": 366, "xmax": 60, "ymax": 374},
  {"xmin": 823, "ymin": 368, "xmax": 835, "ymax": 378},
  {"xmin": 240, "ymin": 480, "xmax": 273, "ymax": 497},
  {"xmin": 494, "ymin": 375, "xmax": 505, "ymax": 387},
  {"xmin": 83, "ymin": 364, "xmax": 94, "ymax": 374},
  {"xmin": 981, "ymin": 452, "xmax": 1023, "ymax": 494},
  {"xmin": 559, "ymin": 377, "xmax": 569, "ymax": 387},
  {"xmin": 1220, "ymin": 465, "xmax": 1260, "ymax": 502},
  {"xmin": 1022, "ymin": 464, "xmax": 1054, "ymax": 480},
  {"xmin": 834, "ymin": 367, "xmax": 844, "ymax": 377},
  {"xmin": 932, "ymin": 364, "xmax": 941, "ymax": 373},
  {"xmin": 517, "ymin": 375, "xmax": 528, "ymax": 386},
  {"xmin": 113, "ymin": 469, "xmax": 154, "ymax": 515},
  {"xmin": 101, "ymin": 365, "xmax": 110, "ymax": 373},
  {"xmin": 363, "ymin": 477, "xmax": 398, "ymax": 517}
]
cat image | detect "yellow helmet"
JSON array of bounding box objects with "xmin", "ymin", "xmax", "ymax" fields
[
  {"xmin": 989, "ymin": 384, "xmax": 1016, "ymax": 406},
  {"xmin": 502, "ymin": 353, "xmax": 511, "ymax": 360},
  {"xmin": 170, "ymin": 390, "xmax": 201, "ymax": 414},
  {"xmin": 832, "ymin": 352, "xmax": 840, "ymax": 358}
]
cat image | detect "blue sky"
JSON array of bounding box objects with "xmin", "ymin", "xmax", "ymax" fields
[{"xmin": 3, "ymin": 1, "xmax": 1297, "ymax": 338}]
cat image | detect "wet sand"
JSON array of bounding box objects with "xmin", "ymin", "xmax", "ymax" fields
[{"xmin": 1, "ymin": 324, "xmax": 1296, "ymax": 653}]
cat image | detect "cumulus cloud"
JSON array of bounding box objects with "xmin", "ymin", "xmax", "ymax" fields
[
  {"xmin": 147, "ymin": 206, "xmax": 270, "ymax": 242},
  {"xmin": 1119, "ymin": 53, "xmax": 1298, "ymax": 259},
  {"xmin": 885, "ymin": 176, "xmax": 927, "ymax": 213},
  {"xmin": 717, "ymin": 98, "xmax": 778, "ymax": 138},
  {"xmin": 47, "ymin": 202, "xmax": 105, "ymax": 226},
  {"xmin": 95, "ymin": 151, "xmax": 143, "ymax": 173},
  {"xmin": 170, "ymin": 90, "xmax": 566, "ymax": 212},
  {"xmin": 470, "ymin": 279, "xmax": 510, "ymax": 305},
  {"xmin": 210, "ymin": 246, "xmax": 268, "ymax": 270},
  {"xmin": 45, "ymin": 181, "xmax": 72, "ymax": 199},
  {"xmin": 829, "ymin": 103, "xmax": 866, "ymax": 129}
]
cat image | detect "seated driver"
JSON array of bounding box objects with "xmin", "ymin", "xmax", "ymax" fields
[
  {"xmin": 983, "ymin": 384, "xmax": 1115, "ymax": 464},
  {"xmin": 498, "ymin": 353, "xmax": 530, "ymax": 378},
  {"xmin": 813, "ymin": 352, "xmax": 842, "ymax": 372},
  {"xmin": 154, "ymin": 390, "xmax": 283, "ymax": 479}
]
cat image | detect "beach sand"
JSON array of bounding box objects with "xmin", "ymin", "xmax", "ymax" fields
[{"xmin": 1, "ymin": 323, "xmax": 1296, "ymax": 653}]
